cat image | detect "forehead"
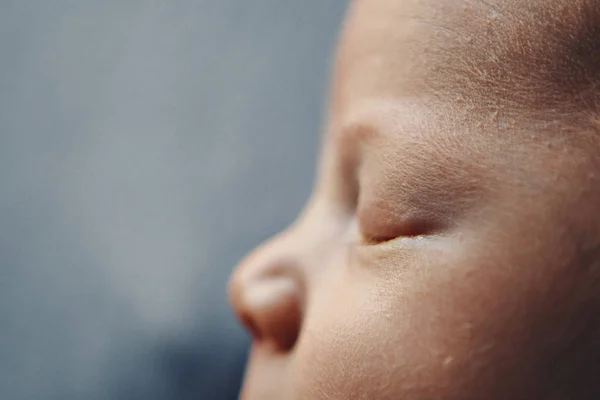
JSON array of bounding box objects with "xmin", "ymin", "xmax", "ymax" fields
[
  {"xmin": 332, "ymin": 0, "xmax": 600, "ymax": 123},
  {"xmin": 331, "ymin": 0, "xmax": 428, "ymax": 118},
  {"xmin": 323, "ymin": 0, "xmax": 600, "ymax": 203},
  {"xmin": 329, "ymin": 0, "xmax": 600, "ymax": 150},
  {"xmin": 329, "ymin": 0, "xmax": 484, "ymax": 139},
  {"xmin": 328, "ymin": 0, "xmax": 477, "ymax": 162}
]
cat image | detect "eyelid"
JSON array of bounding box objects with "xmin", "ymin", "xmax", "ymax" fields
[
  {"xmin": 329, "ymin": 124, "xmax": 363, "ymax": 214},
  {"xmin": 357, "ymin": 204, "xmax": 445, "ymax": 245}
]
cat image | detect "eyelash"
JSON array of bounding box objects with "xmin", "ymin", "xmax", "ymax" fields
[
  {"xmin": 347, "ymin": 213, "xmax": 392, "ymax": 247},
  {"xmin": 356, "ymin": 204, "xmax": 442, "ymax": 246},
  {"xmin": 359, "ymin": 231, "xmax": 392, "ymax": 245}
]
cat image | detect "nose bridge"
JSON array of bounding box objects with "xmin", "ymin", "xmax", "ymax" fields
[
  {"xmin": 235, "ymin": 230, "xmax": 300, "ymax": 283},
  {"xmin": 231, "ymin": 209, "xmax": 342, "ymax": 294}
]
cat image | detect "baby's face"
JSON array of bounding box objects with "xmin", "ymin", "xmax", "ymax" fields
[{"xmin": 230, "ymin": 0, "xmax": 600, "ymax": 399}]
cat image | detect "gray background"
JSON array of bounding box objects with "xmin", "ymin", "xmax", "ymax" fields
[{"xmin": 0, "ymin": 1, "xmax": 347, "ymax": 399}]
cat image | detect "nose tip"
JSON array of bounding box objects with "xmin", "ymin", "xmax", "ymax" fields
[{"xmin": 229, "ymin": 272, "xmax": 303, "ymax": 351}]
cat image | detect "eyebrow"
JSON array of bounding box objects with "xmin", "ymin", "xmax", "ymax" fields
[
  {"xmin": 338, "ymin": 97, "xmax": 491, "ymax": 198},
  {"xmin": 335, "ymin": 98, "xmax": 459, "ymax": 163},
  {"xmin": 336, "ymin": 98, "xmax": 429, "ymax": 144}
]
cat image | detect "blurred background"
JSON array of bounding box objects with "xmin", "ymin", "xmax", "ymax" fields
[{"xmin": 0, "ymin": 1, "xmax": 347, "ymax": 399}]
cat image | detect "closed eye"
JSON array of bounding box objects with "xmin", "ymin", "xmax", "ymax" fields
[{"xmin": 357, "ymin": 202, "xmax": 447, "ymax": 246}]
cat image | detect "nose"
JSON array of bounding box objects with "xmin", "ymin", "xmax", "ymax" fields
[{"xmin": 228, "ymin": 233, "xmax": 304, "ymax": 351}]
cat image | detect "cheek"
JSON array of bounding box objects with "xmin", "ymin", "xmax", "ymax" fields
[
  {"xmin": 289, "ymin": 232, "xmax": 590, "ymax": 400},
  {"xmin": 292, "ymin": 276, "xmax": 398, "ymax": 399},
  {"xmin": 290, "ymin": 266, "xmax": 462, "ymax": 400}
]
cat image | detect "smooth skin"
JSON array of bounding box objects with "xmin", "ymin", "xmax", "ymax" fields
[{"xmin": 229, "ymin": 0, "xmax": 600, "ymax": 399}]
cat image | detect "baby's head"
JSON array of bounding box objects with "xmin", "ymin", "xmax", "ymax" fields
[{"xmin": 229, "ymin": 0, "xmax": 600, "ymax": 398}]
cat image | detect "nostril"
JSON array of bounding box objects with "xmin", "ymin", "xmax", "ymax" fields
[
  {"xmin": 234, "ymin": 277, "xmax": 303, "ymax": 352},
  {"xmin": 240, "ymin": 312, "xmax": 262, "ymax": 342}
]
